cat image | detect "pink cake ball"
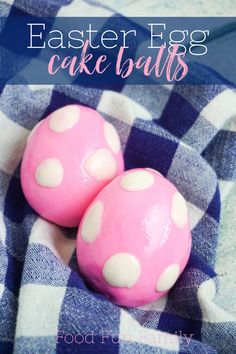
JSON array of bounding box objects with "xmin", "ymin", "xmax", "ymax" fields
[
  {"xmin": 20, "ymin": 105, "xmax": 124, "ymax": 227},
  {"xmin": 77, "ymin": 168, "xmax": 191, "ymax": 307}
]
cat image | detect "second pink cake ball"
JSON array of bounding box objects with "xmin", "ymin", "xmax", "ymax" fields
[
  {"xmin": 77, "ymin": 168, "xmax": 192, "ymax": 307},
  {"xmin": 20, "ymin": 105, "xmax": 124, "ymax": 227}
]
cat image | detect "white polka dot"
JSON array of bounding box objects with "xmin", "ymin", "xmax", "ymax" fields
[
  {"xmin": 81, "ymin": 201, "xmax": 103, "ymax": 243},
  {"xmin": 171, "ymin": 192, "xmax": 188, "ymax": 228},
  {"xmin": 120, "ymin": 170, "xmax": 154, "ymax": 191},
  {"xmin": 103, "ymin": 253, "xmax": 141, "ymax": 288},
  {"xmin": 85, "ymin": 148, "xmax": 116, "ymax": 181},
  {"xmin": 35, "ymin": 158, "xmax": 63, "ymax": 188},
  {"xmin": 49, "ymin": 105, "xmax": 80, "ymax": 133},
  {"xmin": 156, "ymin": 264, "xmax": 180, "ymax": 292},
  {"xmin": 27, "ymin": 121, "xmax": 42, "ymax": 144},
  {"xmin": 104, "ymin": 121, "xmax": 121, "ymax": 154}
]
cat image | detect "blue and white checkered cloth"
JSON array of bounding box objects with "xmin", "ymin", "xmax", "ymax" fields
[{"xmin": 0, "ymin": 1, "xmax": 236, "ymax": 353}]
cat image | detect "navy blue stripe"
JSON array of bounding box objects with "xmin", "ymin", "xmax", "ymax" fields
[
  {"xmin": 4, "ymin": 176, "xmax": 35, "ymax": 223},
  {"xmin": 0, "ymin": 341, "xmax": 13, "ymax": 354},
  {"xmin": 206, "ymin": 186, "xmax": 221, "ymax": 222},
  {"xmin": 5, "ymin": 253, "xmax": 24, "ymax": 296},
  {"xmin": 158, "ymin": 312, "xmax": 202, "ymax": 342},
  {"xmin": 155, "ymin": 91, "xmax": 198, "ymax": 138},
  {"xmin": 124, "ymin": 125, "xmax": 178, "ymax": 176},
  {"xmin": 202, "ymin": 130, "xmax": 236, "ymax": 180}
]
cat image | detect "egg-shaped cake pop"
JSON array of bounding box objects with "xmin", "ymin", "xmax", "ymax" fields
[
  {"xmin": 77, "ymin": 168, "xmax": 191, "ymax": 307},
  {"xmin": 21, "ymin": 105, "xmax": 124, "ymax": 227}
]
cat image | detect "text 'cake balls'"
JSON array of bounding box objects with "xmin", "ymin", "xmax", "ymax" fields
[
  {"xmin": 20, "ymin": 105, "xmax": 124, "ymax": 227},
  {"xmin": 77, "ymin": 168, "xmax": 192, "ymax": 307}
]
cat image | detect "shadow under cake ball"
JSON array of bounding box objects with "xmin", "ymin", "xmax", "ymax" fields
[{"xmin": 20, "ymin": 104, "xmax": 124, "ymax": 227}]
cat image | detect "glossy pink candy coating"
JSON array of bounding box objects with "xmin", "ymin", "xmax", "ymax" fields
[
  {"xmin": 77, "ymin": 168, "xmax": 191, "ymax": 307},
  {"xmin": 20, "ymin": 105, "xmax": 124, "ymax": 227}
]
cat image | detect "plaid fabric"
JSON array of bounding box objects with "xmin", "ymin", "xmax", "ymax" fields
[{"xmin": 0, "ymin": 1, "xmax": 236, "ymax": 353}]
